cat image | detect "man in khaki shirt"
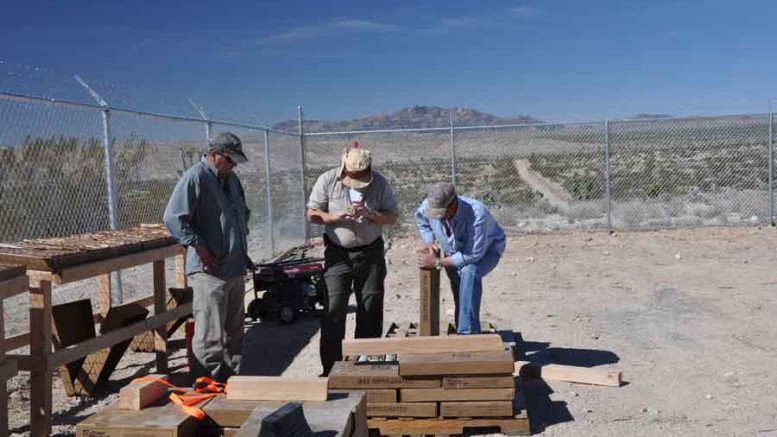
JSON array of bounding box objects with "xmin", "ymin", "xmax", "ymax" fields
[{"xmin": 307, "ymin": 143, "xmax": 398, "ymax": 375}]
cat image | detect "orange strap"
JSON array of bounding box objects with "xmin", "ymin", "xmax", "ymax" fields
[
  {"xmin": 129, "ymin": 376, "xmax": 227, "ymax": 420},
  {"xmin": 194, "ymin": 376, "xmax": 227, "ymax": 394}
]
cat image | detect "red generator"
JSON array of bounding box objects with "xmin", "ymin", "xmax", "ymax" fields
[{"xmin": 247, "ymin": 257, "xmax": 327, "ymax": 324}]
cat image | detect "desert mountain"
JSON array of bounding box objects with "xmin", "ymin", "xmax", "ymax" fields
[{"xmin": 273, "ymin": 106, "xmax": 540, "ymax": 132}]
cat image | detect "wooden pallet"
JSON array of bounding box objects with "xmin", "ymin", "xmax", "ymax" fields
[
  {"xmin": 367, "ymin": 382, "xmax": 529, "ymax": 436},
  {"xmin": 0, "ymin": 224, "xmax": 174, "ymax": 272}
]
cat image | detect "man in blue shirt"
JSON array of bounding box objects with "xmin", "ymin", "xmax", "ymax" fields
[
  {"xmin": 163, "ymin": 132, "xmax": 251, "ymax": 382},
  {"xmin": 415, "ymin": 182, "xmax": 506, "ymax": 334}
]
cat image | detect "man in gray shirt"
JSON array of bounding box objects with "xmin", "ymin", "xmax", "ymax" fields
[
  {"xmin": 307, "ymin": 143, "xmax": 398, "ymax": 375},
  {"xmin": 163, "ymin": 132, "xmax": 251, "ymax": 382}
]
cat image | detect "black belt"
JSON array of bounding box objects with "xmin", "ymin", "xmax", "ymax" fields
[{"xmin": 324, "ymin": 234, "xmax": 382, "ymax": 252}]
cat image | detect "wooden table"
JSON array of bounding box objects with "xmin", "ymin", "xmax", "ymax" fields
[
  {"xmin": 0, "ymin": 263, "xmax": 27, "ymax": 437},
  {"xmin": 0, "ymin": 225, "xmax": 188, "ymax": 437}
]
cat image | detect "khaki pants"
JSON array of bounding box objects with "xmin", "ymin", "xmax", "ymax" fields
[{"xmin": 190, "ymin": 273, "xmax": 245, "ymax": 382}]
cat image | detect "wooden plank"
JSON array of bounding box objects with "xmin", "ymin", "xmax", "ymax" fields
[
  {"xmin": 328, "ymin": 361, "xmax": 441, "ymax": 389},
  {"xmin": 50, "ymin": 299, "xmax": 96, "ymax": 396},
  {"xmin": 28, "ymin": 244, "xmax": 182, "ymax": 285},
  {"xmin": 153, "ymin": 260, "xmax": 168, "ymax": 373},
  {"xmin": 76, "ymin": 402, "xmax": 198, "ymax": 437},
  {"xmin": 367, "ymin": 402, "xmax": 437, "ymax": 418},
  {"xmin": 201, "ymin": 396, "xmax": 260, "ymax": 428},
  {"xmin": 400, "ymin": 387, "xmax": 515, "ymax": 402},
  {"xmin": 29, "ymin": 278, "xmax": 52, "ymax": 437},
  {"xmin": 442, "ymin": 375, "xmax": 516, "ymax": 389},
  {"xmin": 367, "ymin": 416, "xmax": 530, "ymax": 436},
  {"xmin": 418, "ymin": 268, "xmax": 439, "ymax": 336},
  {"xmin": 342, "ymin": 333, "xmax": 504, "ymax": 356},
  {"xmin": 0, "ymin": 264, "xmax": 25, "ymax": 282},
  {"xmin": 4, "ymin": 332, "xmax": 29, "ymax": 352},
  {"xmin": 4, "ymin": 293, "xmax": 158, "ymax": 352},
  {"xmin": 0, "ymin": 275, "xmax": 28, "ymax": 300},
  {"xmin": 364, "ymin": 389, "xmax": 397, "ymax": 404},
  {"xmin": 208, "ymin": 391, "xmax": 367, "ymax": 435},
  {"xmin": 226, "ymin": 376, "xmax": 328, "ymax": 401},
  {"xmin": 398, "ymin": 350, "xmax": 515, "ymax": 376},
  {"xmin": 118, "ymin": 374, "xmax": 170, "ymax": 410},
  {"xmin": 49, "ymin": 302, "xmax": 192, "ymax": 368},
  {"xmin": 514, "ymin": 361, "xmax": 622, "ymax": 387},
  {"xmin": 53, "ymin": 301, "xmax": 150, "ymax": 396},
  {"xmin": 0, "ymin": 359, "xmax": 18, "ymax": 383},
  {"xmin": 440, "ymin": 401, "xmax": 514, "ymax": 418},
  {"xmin": 228, "ymin": 391, "xmax": 366, "ymax": 437}
]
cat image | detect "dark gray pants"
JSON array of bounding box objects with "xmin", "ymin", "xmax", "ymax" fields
[
  {"xmin": 320, "ymin": 237, "xmax": 386, "ymax": 375},
  {"xmin": 190, "ymin": 273, "xmax": 245, "ymax": 382}
]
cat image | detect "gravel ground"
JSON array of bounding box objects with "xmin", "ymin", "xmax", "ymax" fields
[{"xmin": 7, "ymin": 226, "xmax": 777, "ymax": 436}]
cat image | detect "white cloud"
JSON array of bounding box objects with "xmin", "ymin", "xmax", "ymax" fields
[
  {"xmin": 256, "ymin": 19, "xmax": 401, "ymax": 46},
  {"xmin": 509, "ymin": 5, "xmax": 540, "ymax": 18}
]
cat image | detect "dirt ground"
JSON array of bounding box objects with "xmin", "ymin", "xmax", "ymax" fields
[{"xmin": 8, "ymin": 226, "xmax": 777, "ymax": 436}]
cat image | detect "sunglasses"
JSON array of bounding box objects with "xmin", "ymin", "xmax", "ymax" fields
[
  {"xmin": 218, "ymin": 152, "xmax": 236, "ymax": 166},
  {"xmin": 344, "ymin": 168, "xmax": 370, "ymax": 179}
]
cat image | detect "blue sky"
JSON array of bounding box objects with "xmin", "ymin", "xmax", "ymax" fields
[{"xmin": 2, "ymin": 0, "xmax": 777, "ymax": 125}]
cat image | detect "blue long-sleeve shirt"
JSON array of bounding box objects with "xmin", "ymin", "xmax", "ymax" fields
[
  {"xmin": 415, "ymin": 196, "xmax": 506, "ymax": 268},
  {"xmin": 163, "ymin": 156, "xmax": 251, "ymax": 279}
]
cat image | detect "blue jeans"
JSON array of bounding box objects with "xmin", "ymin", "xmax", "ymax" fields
[{"xmin": 444, "ymin": 250, "xmax": 502, "ymax": 334}]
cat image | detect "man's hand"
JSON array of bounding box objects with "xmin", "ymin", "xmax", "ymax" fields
[
  {"xmin": 308, "ymin": 209, "xmax": 352, "ymax": 224},
  {"xmin": 350, "ymin": 202, "xmax": 374, "ymax": 221},
  {"xmin": 328, "ymin": 211, "xmax": 353, "ymax": 223},
  {"xmin": 194, "ymin": 244, "xmax": 221, "ymax": 273},
  {"xmin": 416, "ymin": 246, "xmax": 439, "ymax": 269}
]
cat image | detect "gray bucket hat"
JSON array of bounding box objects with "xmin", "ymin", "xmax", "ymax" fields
[
  {"xmin": 208, "ymin": 132, "xmax": 248, "ymax": 164},
  {"xmin": 426, "ymin": 182, "xmax": 457, "ymax": 219}
]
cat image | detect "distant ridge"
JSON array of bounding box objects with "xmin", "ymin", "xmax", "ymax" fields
[{"xmin": 273, "ymin": 106, "xmax": 541, "ymax": 133}]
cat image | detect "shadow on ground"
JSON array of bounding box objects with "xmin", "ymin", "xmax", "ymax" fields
[
  {"xmin": 514, "ymin": 332, "xmax": 621, "ymax": 433},
  {"xmin": 240, "ymin": 314, "xmax": 321, "ymax": 376}
]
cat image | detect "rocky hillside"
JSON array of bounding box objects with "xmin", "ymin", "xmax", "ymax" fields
[{"xmin": 273, "ymin": 106, "xmax": 540, "ymax": 132}]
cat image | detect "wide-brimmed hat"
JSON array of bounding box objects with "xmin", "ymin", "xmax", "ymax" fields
[
  {"xmin": 208, "ymin": 132, "xmax": 248, "ymax": 164},
  {"xmin": 339, "ymin": 143, "xmax": 372, "ymax": 189},
  {"xmin": 426, "ymin": 182, "xmax": 457, "ymax": 219}
]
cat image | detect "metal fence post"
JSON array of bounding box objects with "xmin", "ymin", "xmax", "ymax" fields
[
  {"xmin": 75, "ymin": 75, "xmax": 123, "ymax": 304},
  {"xmin": 264, "ymin": 129, "xmax": 275, "ymax": 256},
  {"xmin": 604, "ymin": 119, "xmax": 613, "ymax": 234},
  {"xmin": 298, "ymin": 106, "xmax": 309, "ymax": 242},
  {"xmin": 450, "ymin": 110, "xmax": 457, "ymax": 185},
  {"xmin": 769, "ymin": 111, "xmax": 774, "ymax": 225}
]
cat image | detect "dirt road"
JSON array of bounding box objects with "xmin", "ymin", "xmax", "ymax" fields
[{"xmin": 514, "ymin": 159, "xmax": 571, "ymax": 208}]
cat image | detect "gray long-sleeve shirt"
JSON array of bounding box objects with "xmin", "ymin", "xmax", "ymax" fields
[{"xmin": 163, "ymin": 156, "xmax": 251, "ymax": 279}]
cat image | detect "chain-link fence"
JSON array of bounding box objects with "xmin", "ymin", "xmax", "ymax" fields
[
  {"xmin": 305, "ymin": 114, "xmax": 776, "ymax": 238},
  {"xmin": 3, "ymin": 90, "xmax": 776, "ymax": 338},
  {"xmin": 0, "ymin": 92, "xmax": 306, "ymax": 339}
]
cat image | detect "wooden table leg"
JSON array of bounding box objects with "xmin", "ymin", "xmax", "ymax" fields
[
  {"xmin": 175, "ymin": 254, "xmax": 187, "ymax": 288},
  {"xmin": 29, "ymin": 278, "xmax": 52, "ymax": 437},
  {"xmin": 153, "ymin": 261, "xmax": 168, "ymax": 373},
  {"xmin": 98, "ymin": 273, "xmax": 112, "ymax": 317}
]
